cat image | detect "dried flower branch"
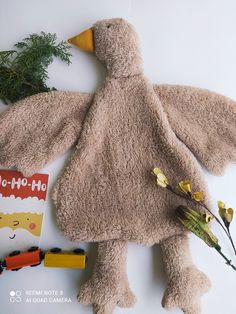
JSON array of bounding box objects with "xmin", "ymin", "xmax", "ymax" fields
[
  {"xmin": 176, "ymin": 205, "xmax": 236, "ymax": 271},
  {"xmin": 152, "ymin": 168, "xmax": 236, "ymax": 270}
]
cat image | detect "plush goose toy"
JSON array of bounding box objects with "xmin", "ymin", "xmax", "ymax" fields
[{"xmin": 1, "ymin": 18, "xmax": 236, "ymax": 314}]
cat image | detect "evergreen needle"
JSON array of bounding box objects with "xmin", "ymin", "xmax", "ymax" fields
[{"xmin": 0, "ymin": 32, "xmax": 72, "ymax": 104}]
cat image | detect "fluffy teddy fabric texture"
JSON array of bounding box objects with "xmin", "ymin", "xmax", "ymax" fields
[{"xmin": 0, "ymin": 18, "xmax": 235, "ymax": 314}]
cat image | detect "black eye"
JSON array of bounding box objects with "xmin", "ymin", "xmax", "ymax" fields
[
  {"xmin": 27, "ymin": 218, "xmax": 29, "ymax": 220},
  {"xmin": 107, "ymin": 24, "xmax": 111, "ymax": 29}
]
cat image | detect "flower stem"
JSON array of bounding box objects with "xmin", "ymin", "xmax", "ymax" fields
[
  {"xmin": 215, "ymin": 246, "xmax": 236, "ymax": 271},
  {"xmin": 227, "ymin": 227, "xmax": 236, "ymax": 256}
]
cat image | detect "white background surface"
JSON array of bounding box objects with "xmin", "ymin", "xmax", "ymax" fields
[{"xmin": 0, "ymin": 1, "xmax": 236, "ymax": 313}]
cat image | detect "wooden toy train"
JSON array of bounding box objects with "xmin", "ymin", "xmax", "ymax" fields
[{"xmin": 0, "ymin": 247, "xmax": 87, "ymax": 274}]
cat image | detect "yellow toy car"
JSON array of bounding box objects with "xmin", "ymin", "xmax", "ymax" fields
[{"xmin": 44, "ymin": 248, "xmax": 87, "ymax": 269}]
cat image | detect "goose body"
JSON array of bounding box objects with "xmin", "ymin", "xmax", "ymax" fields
[{"xmin": 1, "ymin": 18, "xmax": 236, "ymax": 314}]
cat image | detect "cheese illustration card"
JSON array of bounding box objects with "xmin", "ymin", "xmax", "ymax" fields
[{"xmin": 0, "ymin": 170, "xmax": 48, "ymax": 259}]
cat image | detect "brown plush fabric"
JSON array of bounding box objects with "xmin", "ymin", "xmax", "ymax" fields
[
  {"xmin": 79, "ymin": 240, "xmax": 136, "ymax": 312},
  {"xmin": 0, "ymin": 91, "xmax": 92, "ymax": 177},
  {"xmin": 0, "ymin": 18, "xmax": 235, "ymax": 314},
  {"xmin": 160, "ymin": 234, "xmax": 211, "ymax": 314},
  {"xmin": 154, "ymin": 84, "xmax": 236, "ymax": 176}
]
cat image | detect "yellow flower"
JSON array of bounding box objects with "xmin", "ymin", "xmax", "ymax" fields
[
  {"xmin": 192, "ymin": 191, "xmax": 204, "ymax": 202},
  {"xmin": 178, "ymin": 180, "xmax": 192, "ymax": 194},
  {"xmin": 152, "ymin": 168, "xmax": 169, "ymax": 188},
  {"xmin": 217, "ymin": 201, "xmax": 234, "ymax": 228},
  {"xmin": 202, "ymin": 212, "xmax": 213, "ymax": 223},
  {"xmin": 178, "ymin": 181, "xmax": 204, "ymax": 202},
  {"xmin": 217, "ymin": 201, "xmax": 226, "ymax": 210},
  {"xmin": 224, "ymin": 208, "xmax": 234, "ymax": 223}
]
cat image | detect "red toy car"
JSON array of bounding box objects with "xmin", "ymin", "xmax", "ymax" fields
[{"xmin": 2, "ymin": 247, "xmax": 44, "ymax": 271}]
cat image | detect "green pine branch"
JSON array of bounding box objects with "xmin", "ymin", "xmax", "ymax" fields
[{"xmin": 0, "ymin": 32, "xmax": 72, "ymax": 104}]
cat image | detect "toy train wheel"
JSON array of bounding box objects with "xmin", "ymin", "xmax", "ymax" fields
[
  {"xmin": 73, "ymin": 248, "xmax": 85, "ymax": 255},
  {"xmin": 50, "ymin": 247, "xmax": 62, "ymax": 253},
  {"xmin": 9, "ymin": 250, "xmax": 21, "ymax": 256},
  {"xmin": 30, "ymin": 263, "xmax": 41, "ymax": 267},
  {"xmin": 40, "ymin": 251, "xmax": 45, "ymax": 260},
  {"xmin": 28, "ymin": 246, "xmax": 39, "ymax": 252}
]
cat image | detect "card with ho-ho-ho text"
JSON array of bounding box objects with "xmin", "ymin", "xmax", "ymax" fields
[{"xmin": 0, "ymin": 170, "xmax": 49, "ymax": 259}]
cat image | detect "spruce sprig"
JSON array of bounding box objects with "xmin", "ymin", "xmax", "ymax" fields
[{"xmin": 0, "ymin": 32, "xmax": 72, "ymax": 104}]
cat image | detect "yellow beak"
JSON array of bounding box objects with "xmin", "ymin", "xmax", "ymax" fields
[{"xmin": 68, "ymin": 28, "xmax": 95, "ymax": 52}]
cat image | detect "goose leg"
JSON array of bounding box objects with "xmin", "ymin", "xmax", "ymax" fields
[
  {"xmin": 160, "ymin": 233, "xmax": 211, "ymax": 314},
  {"xmin": 78, "ymin": 240, "xmax": 136, "ymax": 314}
]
